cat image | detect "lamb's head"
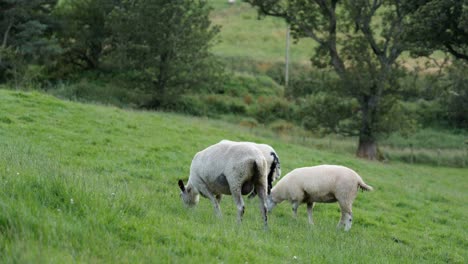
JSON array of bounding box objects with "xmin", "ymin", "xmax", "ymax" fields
[
  {"xmin": 266, "ymin": 195, "xmax": 277, "ymax": 212},
  {"xmin": 178, "ymin": 180, "xmax": 199, "ymax": 207}
]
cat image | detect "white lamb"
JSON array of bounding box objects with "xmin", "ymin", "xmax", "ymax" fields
[
  {"xmin": 266, "ymin": 165, "xmax": 373, "ymax": 231},
  {"xmin": 178, "ymin": 141, "xmax": 269, "ymax": 226},
  {"xmin": 220, "ymin": 139, "xmax": 281, "ymax": 194}
]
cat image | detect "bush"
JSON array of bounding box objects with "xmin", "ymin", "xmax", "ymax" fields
[
  {"xmin": 250, "ymin": 96, "xmax": 297, "ymax": 124},
  {"xmin": 298, "ymin": 92, "xmax": 358, "ymax": 134},
  {"xmin": 269, "ymin": 119, "xmax": 294, "ymax": 135},
  {"xmin": 173, "ymin": 94, "xmax": 247, "ymax": 117},
  {"xmin": 221, "ymin": 72, "xmax": 283, "ymax": 97},
  {"xmin": 173, "ymin": 95, "xmax": 208, "ymax": 116},
  {"xmin": 48, "ymin": 79, "xmax": 147, "ymax": 108}
]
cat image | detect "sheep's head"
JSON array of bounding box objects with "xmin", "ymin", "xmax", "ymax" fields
[{"xmin": 178, "ymin": 179, "xmax": 199, "ymax": 207}]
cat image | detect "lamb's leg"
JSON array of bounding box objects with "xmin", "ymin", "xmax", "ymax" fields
[
  {"xmin": 292, "ymin": 201, "xmax": 299, "ymax": 218},
  {"xmin": 338, "ymin": 200, "xmax": 353, "ymax": 231},
  {"xmin": 215, "ymin": 194, "xmax": 223, "ymax": 204},
  {"xmin": 307, "ymin": 202, "xmax": 314, "ymax": 224},
  {"xmin": 255, "ymin": 183, "xmax": 268, "ymax": 228}
]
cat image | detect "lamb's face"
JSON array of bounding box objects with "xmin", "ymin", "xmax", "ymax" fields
[
  {"xmin": 266, "ymin": 195, "xmax": 276, "ymax": 212},
  {"xmin": 178, "ymin": 180, "xmax": 199, "ymax": 207},
  {"xmin": 274, "ymin": 166, "xmax": 282, "ymax": 181}
]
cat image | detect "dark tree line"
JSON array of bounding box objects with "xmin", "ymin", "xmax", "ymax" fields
[{"xmin": 0, "ymin": 0, "xmax": 222, "ymax": 107}]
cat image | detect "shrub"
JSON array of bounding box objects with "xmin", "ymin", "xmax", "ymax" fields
[
  {"xmin": 250, "ymin": 96, "xmax": 297, "ymax": 124},
  {"xmin": 173, "ymin": 95, "xmax": 208, "ymax": 116},
  {"xmin": 239, "ymin": 117, "xmax": 259, "ymax": 130},
  {"xmin": 269, "ymin": 119, "xmax": 294, "ymax": 135},
  {"xmin": 298, "ymin": 92, "xmax": 358, "ymax": 134},
  {"xmin": 203, "ymin": 94, "xmax": 247, "ymax": 115},
  {"xmin": 48, "ymin": 79, "xmax": 147, "ymax": 108},
  {"xmin": 221, "ymin": 72, "xmax": 283, "ymax": 97},
  {"xmin": 173, "ymin": 94, "xmax": 247, "ymax": 117}
]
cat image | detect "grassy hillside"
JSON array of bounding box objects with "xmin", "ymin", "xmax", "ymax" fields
[
  {"xmin": 209, "ymin": 0, "xmax": 316, "ymax": 63},
  {"xmin": 0, "ymin": 89, "xmax": 467, "ymax": 263}
]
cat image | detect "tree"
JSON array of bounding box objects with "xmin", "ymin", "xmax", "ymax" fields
[
  {"xmin": 109, "ymin": 0, "xmax": 222, "ymax": 109},
  {"xmin": 442, "ymin": 60, "xmax": 468, "ymax": 129},
  {"xmin": 246, "ymin": 0, "xmax": 416, "ymax": 160},
  {"xmin": 0, "ymin": 0, "xmax": 60, "ymax": 83},
  {"xmin": 55, "ymin": 0, "xmax": 120, "ymax": 70},
  {"xmin": 403, "ymin": 0, "xmax": 468, "ymax": 61}
]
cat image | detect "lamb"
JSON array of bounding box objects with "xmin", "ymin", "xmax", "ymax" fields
[
  {"xmin": 178, "ymin": 141, "xmax": 269, "ymax": 226},
  {"xmin": 219, "ymin": 140, "xmax": 281, "ymax": 194},
  {"xmin": 266, "ymin": 165, "xmax": 373, "ymax": 231}
]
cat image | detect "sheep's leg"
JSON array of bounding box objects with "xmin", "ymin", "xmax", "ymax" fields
[
  {"xmin": 231, "ymin": 190, "xmax": 245, "ymax": 224},
  {"xmin": 338, "ymin": 200, "xmax": 353, "ymax": 231},
  {"xmin": 255, "ymin": 183, "xmax": 268, "ymax": 228},
  {"xmin": 307, "ymin": 202, "xmax": 314, "ymax": 225},
  {"xmin": 200, "ymin": 187, "xmax": 222, "ymax": 217},
  {"xmin": 292, "ymin": 201, "xmax": 299, "ymax": 218}
]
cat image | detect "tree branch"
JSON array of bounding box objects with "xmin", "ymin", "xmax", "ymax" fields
[
  {"xmin": 2, "ymin": 18, "xmax": 14, "ymax": 49},
  {"xmin": 444, "ymin": 43, "xmax": 468, "ymax": 61}
]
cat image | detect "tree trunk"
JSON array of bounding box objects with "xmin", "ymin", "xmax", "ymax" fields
[
  {"xmin": 356, "ymin": 94, "xmax": 379, "ymax": 160},
  {"xmin": 356, "ymin": 137, "xmax": 378, "ymax": 160}
]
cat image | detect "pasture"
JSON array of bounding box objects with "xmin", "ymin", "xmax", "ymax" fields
[{"xmin": 0, "ymin": 89, "xmax": 467, "ymax": 263}]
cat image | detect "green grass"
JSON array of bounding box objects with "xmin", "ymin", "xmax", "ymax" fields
[
  {"xmin": 209, "ymin": 0, "xmax": 316, "ymax": 63},
  {"xmin": 1, "ymin": 89, "xmax": 467, "ymax": 263}
]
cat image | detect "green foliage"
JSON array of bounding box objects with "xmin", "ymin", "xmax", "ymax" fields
[
  {"xmin": 0, "ymin": 0, "xmax": 61, "ymax": 83},
  {"xmin": 54, "ymin": 0, "xmax": 118, "ymax": 70},
  {"xmin": 246, "ymin": 0, "xmax": 422, "ymax": 159},
  {"xmin": 219, "ymin": 71, "xmax": 283, "ymax": 96},
  {"xmin": 0, "ymin": 89, "xmax": 467, "ymax": 262},
  {"xmin": 442, "ymin": 60, "xmax": 468, "ymax": 128},
  {"xmin": 175, "ymin": 94, "xmax": 247, "ymax": 117},
  {"xmin": 250, "ymin": 95, "xmax": 297, "ymax": 124},
  {"xmin": 47, "ymin": 79, "xmax": 148, "ymax": 108},
  {"xmin": 108, "ymin": 0, "xmax": 223, "ymax": 108},
  {"xmin": 298, "ymin": 92, "xmax": 359, "ymax": 135},
  {"xmin": 403, "ymin": 0, "xmax": 468, "ymax": 61}
]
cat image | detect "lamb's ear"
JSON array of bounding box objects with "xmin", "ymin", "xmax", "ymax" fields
[{"xmin": 178, "ymin": 180, "xmax": 185, "ymax": 192}]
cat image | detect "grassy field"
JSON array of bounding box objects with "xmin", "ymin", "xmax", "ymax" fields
[
  {"xmin": 209, "ymin": 0, "xmax": 316, "ymax": 63},
  {"xmin": 1, "ymin": 88, "xmax": 467, "ymax": 263}
]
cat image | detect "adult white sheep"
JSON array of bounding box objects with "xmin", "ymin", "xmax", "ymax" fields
[
  {"xmin": 178, "ymin": 141, "xmax": 269, "ymax": 226},
  {"xmin": 266, "ymin": 165, "xmax": 373, "ymax": 231},
  {"xmin": 220, "ymin": 140, "xmax": 281, "ymax": 195}
]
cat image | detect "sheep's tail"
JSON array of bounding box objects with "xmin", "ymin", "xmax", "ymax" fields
[{"xmin": 357, "ymin": 176, "xmax": 373, "ymax": 192}]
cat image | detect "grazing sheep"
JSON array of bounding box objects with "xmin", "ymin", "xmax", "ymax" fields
[
  {"xmin": 220, "ymin": 140, "xmax": 281, "ymax": 195},
  {"xmin": 266, "ymin": 165, "xmax": 373, "ymax": 231},
  {"xmin": 178, "ymin": 141, "xmax": 269, "ymax": 226}
]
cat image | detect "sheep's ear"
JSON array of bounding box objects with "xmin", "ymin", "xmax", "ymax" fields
[{"xmin": 178, "ymin": 180, "xmax": 185, "ymax": 192}]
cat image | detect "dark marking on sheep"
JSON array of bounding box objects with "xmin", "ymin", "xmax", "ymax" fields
[
  {"xmin": 216, "ymin": 173, "xmax": 228, "ymax": 186},
  {"xmin": 242, "ymin": 181, "xmax": 254, "ymax": 195},
  {"xmin": 267, "ymin": 152, "xmax": 280, "ymax": 195},
  {"xmin": 302, "ymin": 191, "xmax": 311, "ymax": 203}
]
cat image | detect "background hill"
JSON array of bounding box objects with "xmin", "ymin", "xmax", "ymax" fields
[{"xmin": 1, "ymin": 89, "xmax": 466, "ymax": 263}]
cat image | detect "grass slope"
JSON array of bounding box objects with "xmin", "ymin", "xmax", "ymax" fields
[
  {"xmin": 210, "ymin": 0, "xmax": 316, "ymax": 63},
  {"xmin": 0, "ymin": 89, "xmax": 467, "ymax": 263}
]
